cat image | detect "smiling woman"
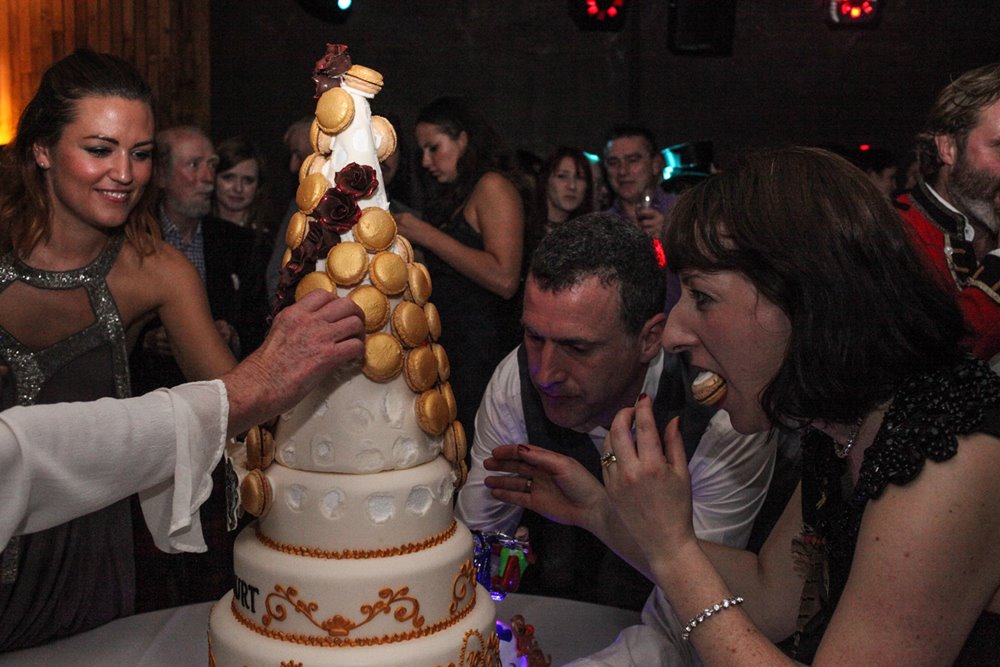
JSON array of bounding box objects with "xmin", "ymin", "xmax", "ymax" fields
[{"xmin": 0, "ymin": 48, "xmax": 236, "ymax": 651}]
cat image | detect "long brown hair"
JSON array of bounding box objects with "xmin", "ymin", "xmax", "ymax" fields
[
  {"xmin": 0, "ymin": 48, "xmax": 160, "ymax": 258},
  {"xmin": 665, "ymin": 146, "xmax": 967, "ymax": 427}
]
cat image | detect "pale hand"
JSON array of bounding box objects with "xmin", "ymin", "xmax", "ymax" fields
[
  {"xmin": 485, "ymin": 444, "xmax": 612, "ymax": 534},
  {"xmin": 602, "ymin": 398, "xmax": 697, "ymax": 565}
]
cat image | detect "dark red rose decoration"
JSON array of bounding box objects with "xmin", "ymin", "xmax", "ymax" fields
[
  {"xmin": 270, "ymin": 161, "xmax": 381, "ymax": 320},
  {"xmin": 313, "ymin": 43, "xmax": 352, "ymax": 98},
  {"xmin": 335, "ymin": 163, "xmax": 378, "ymax": 199}
]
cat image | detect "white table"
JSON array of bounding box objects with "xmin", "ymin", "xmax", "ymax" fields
[{"xmin": 1, "ymin": 593, "xmax": 641, "ymax": 666}]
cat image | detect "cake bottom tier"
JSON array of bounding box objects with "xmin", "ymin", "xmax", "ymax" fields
[{"xmin": 208, "ymin": 589, "xmax": 499, "ymax": 667}]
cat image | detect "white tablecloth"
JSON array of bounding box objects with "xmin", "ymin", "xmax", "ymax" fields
[{"xmin": 1, "ymin": 593, "xmax": 641, "ymax": 666}]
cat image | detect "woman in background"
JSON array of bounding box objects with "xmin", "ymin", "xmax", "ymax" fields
[
  {"xmin": 0, "ymin": 48, "xmax": 235, "ymax": 650},
  {"xmin": 212, "ymin": 135, "xmax": 269, "ymax": 234},
  {"xmin": 395, "ymin": 96, "xmax": 524, "ymax": 442},
  {"xmin": 526, "ymin": 146, "xmax": 594, "ymax": 258}
]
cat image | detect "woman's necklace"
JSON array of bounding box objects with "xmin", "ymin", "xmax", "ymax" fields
[{"xmin": 833, "ymin": 417, "xmax": 865, "ymax": 459}]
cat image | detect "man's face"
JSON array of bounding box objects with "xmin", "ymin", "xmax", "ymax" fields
[
  {"xmin": 604, "ymin": 135, "xmax": 660, "ymax": 204},
  {"xmin": 160, "ymin": 132, "xmax": 217, "ymax": 220},
  {"xmin": 942, "ymin": 97, "xmax": 1000, "ymax": 233},
  {"xmin": 522, "ymin": 275, "xmax": 661, "ymax": 431}
]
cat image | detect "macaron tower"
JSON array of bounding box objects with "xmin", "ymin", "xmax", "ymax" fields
[{"xmin": 208, "ymin": 44, "xmax": 499, "ymax": 666}]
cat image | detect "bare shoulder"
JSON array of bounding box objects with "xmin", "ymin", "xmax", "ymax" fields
[
  {"xmin": 110, "ymin": 239, "xmax": 202, "ymax": 313},
  {"xmin": 473, "ymin": 171, "xmax": 520, "ymax": 201}
]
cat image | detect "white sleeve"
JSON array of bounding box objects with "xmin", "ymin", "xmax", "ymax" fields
[
  {"xmin": 688, "ymin": 409, "xmax": 777, "ymax": 549},
  {"xmin": 455, "ymin": 349, "xmax": 529, "ymax": 534},
  {"xmin": 0, "ymin": 381, "xmax": 228, "ymax": 553}
]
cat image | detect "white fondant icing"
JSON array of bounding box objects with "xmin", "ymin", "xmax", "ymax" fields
[
  {"xmin": 320, "ymin": 488, "xmax": 346, "ymax": 520},
  {"xmin": 366, "ymin": 492, "xmax": 395, "ymax": 524},
  {"xmin": 285, "ymin": 484, "xmax": 307, "ymax": 512},
  {"xmin": 405, "ymin": 487, "xmax": 433, "ymax": 516}
]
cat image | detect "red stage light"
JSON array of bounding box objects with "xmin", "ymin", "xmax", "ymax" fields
[
  {"xmin": 828, "ymin": 0, "xmax": 882, "ymax": 26},
  {"xmin": 570, "ymin": 0, "xmax": 628, "ymax": 31}
]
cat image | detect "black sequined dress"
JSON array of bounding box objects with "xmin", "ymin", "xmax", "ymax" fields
[
  {"xmin": 792, "ymin": 356, "xmax": 1000, "ymax": 665},
  {"xmin": 0, "ymin": 236, "xmax": 134, "ymax": 651}
]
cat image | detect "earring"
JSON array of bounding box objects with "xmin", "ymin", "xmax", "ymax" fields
[{"xmin": 37, "ymin": 160, "xmax": 50, "ymax": 170}]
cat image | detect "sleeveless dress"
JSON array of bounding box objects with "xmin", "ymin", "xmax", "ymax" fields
[
  {"xmin": 0, "ymin": 235, "xmax": 135, "ymax": 651},
  {"xmin": 422, "ymin": 212, "xmax": 521, "ymax": 443},
  {"xmin": 789, "ymin": 356, "xmax": 1000, "ymax": 665}
]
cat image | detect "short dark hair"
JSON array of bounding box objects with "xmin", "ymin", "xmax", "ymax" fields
[
  {"xmin": 604, "ymin": 123, "xmax": 658, "ymax": 157},
  {"xmin": 665, "ymin": 146, "xmax": 967, "ymax": 426},
  {"xmin": 530, "ymin": 212, "xmax": 666, "ymax": 337},
  {"xmin": 915, "ymin": 61, "xmax": 1000, "ymax": 182}
]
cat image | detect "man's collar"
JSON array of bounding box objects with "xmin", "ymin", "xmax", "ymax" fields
[
  {"xmin": 585, "ymin": 349, "xmax": 665, "ymax": 439},
  {"xmin": 914, "ymin": 180, "xmax": 975, "ymax": 242},
  {"xmin": 158, "ymin": 204, "xmax": 202, "ymax": 243}
]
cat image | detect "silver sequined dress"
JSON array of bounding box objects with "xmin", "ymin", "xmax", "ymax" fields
[{"xmin": 0, "ymin": 235, "xmax": 135, "ymax": 651}]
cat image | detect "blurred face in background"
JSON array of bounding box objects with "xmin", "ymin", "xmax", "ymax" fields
[
  {"xmin": 546, "ymin": 156, "xmax": 588, "ymax": 222},
  {"xmin": 159, "ymin": 131, "xmax": 217, "ymax": 221},
  {"xmin": 940, "ymin": 98, "xmax": 1000, "ymax": 233},
  {"xmin": 604, "ymin": 135, "xmax": 661, "ymax": 203},
  {"xmin": 214, "ymin": 158, "xmax": 259, "ymax": 223},
  {"xmin": 416, "ymin": 122, "xmax": 466, "ymax": 184}
]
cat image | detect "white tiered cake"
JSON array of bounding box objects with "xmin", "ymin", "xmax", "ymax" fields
[{"xmin": 207, "ymin": 44, "xmax": 499, "ymax": 667}]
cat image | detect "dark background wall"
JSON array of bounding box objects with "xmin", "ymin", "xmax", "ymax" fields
[{"xmin": 209, "ymin": 0, "xmax": 1000, "ymax": 216}]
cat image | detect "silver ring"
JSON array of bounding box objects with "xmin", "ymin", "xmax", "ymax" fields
[
  {"xmin": 524, "ymin": 478, "xmax": 533, "ymax": 493},
  {"xmin": 600, "ymin": 452, "xmax": 618, "ymax": 468}
]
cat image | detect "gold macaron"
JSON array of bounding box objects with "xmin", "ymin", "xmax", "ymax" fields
[
  {"xmin": 392, "ymin": 300, "xmax": 430, "ymax": 347},
  {"xmin": 371, "ymin": 115, "xmax": 398, "ymax": 162},
  {"xmin": 296, "ymin": 172, "xmax": 330, "ymax": 214},
  {"xmin": 245, "ymin": 425, "xmax": 275, "ymax": 471},
  {"xmin": 424, "ymin": 301, "xmax": 442, "ymax": 341},
  {"xmin": 353, "ymin": 207, "xmax": 397, "ymax": 251},
  {"xmin": 439, "ymin": 382, "xmax": 458, "ymax": 422},
  {"xmin": 431, "ymin": 343, "xmax": 451, "ymax": 382},
  {"xmin": 298, "ymin": 152, "xmax": 328, "ymax": 182},
  {"xmin": 281, "ymin": 247, "xmax": 292, "ymax": 269},
  {"xmin": 392, "ymin": 234, "xmax": 414, "ymax": 263},
  {"xmin": 415, "ymin": 388, "xmax": 450, "ymax": 436},
  {"xmin": 240, "ymin": 469, "xmax": 273, "ymax": 517},
  {"xmin": 369, "ymin": 251, "xmax": 408, "ymax": 296},
  {"xmin": 343, "ymin": 64, "xmax": 384, "ymax": 96},
  {"xmin": 363, "ymin": 332, "xmax": 404, "ymax": 382},
  {"xmin": 309, "ymin": 118, "xmax": 334, "ymax": 155},
  {"xmin": 404, "ymin": 346, "xmax": 439, "ymax": 393},
  {"xmin": 325, "ymin": 241, "xmax": 369, "ymax": 286},
  {"xmin": 315, "ymin": 87, "xmax": 355, "ymax": 133},
  {"xmin": 285, "ymin": 211, "xmax": 310, "ymax": 250},
  {"xmin": 442, "ymin": 420, "xmax": 468, "ymax": 465},
  {"xmin": 405, "ymin": 262, "xmax": 432, "ymax": 306},
  {"xmin": 295, "ymin": 271, "xmax": 336, "ymax": 301},
  {"xmin": 349, "ymin": 284, "xmax": 390, "ymax": 332}
]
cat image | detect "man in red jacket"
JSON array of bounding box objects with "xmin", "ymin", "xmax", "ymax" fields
[{"xmin": 897, "ymin": 61, "xmax": 1000, "ymax": 360}]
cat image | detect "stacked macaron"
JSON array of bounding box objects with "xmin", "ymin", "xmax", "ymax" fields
[{"xmin": 261, "ymin": 43, "xmax": 467, "ymax": 492}]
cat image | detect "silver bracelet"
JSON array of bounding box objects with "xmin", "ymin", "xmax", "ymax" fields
[{"xmin": 681, "ymin": 595, "xmax": 744, "ymax": 640}]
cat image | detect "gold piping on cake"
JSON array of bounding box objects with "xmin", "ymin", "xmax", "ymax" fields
[
  {"xmin": 263, "ymin": 584, "xmax": 425, "ymax": 637},
  {"xmin": 254, "ymin": 520, "xmax": 457, "ymax": 558},
  {"xmin": 228, "ymin": 589, "xmax": 478, "ymax": 647}
]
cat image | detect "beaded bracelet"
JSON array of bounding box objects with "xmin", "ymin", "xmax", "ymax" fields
[{"xmin": 681, "ymin": 595, "xmax": 744, "ymax": 640}]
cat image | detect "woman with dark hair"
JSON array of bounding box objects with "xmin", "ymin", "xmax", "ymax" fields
[
  {"xmin": 0, "ymin": 49, "xmax": 235, "ymax": 650},
  {"xmin": 395, "ymin": 96, "xmax": 524, "ymax": 441},
  {"xmin": 485, "ymin": 147, "xmax": 1000, "ymax": 665},
  {"xmin": 212, "ymin": 135, "xmax": 268, "ymax": 234},
  {"xmin": 526, "ymin": 146, "xmax": 593, "ymax": 256}
]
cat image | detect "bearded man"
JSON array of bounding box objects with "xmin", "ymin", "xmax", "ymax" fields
[{"xmin": 899, "ymin": 62, "xmax": 1000, "ymax": 360}]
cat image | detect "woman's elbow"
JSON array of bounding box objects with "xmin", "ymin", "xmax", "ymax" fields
[{"xmin": 494, "ymin": 275, "xmax": 521, "ymax": 300}]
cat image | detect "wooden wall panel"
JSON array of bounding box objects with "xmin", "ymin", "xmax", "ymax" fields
[{"xmin": 0, "ymin": 0, "xmax": 209, "ymax": 145}]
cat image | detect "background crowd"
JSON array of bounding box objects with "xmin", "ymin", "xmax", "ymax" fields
[{"xmin": 1, "ymin": 38, "xmax": 999, "ymax": 667}]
